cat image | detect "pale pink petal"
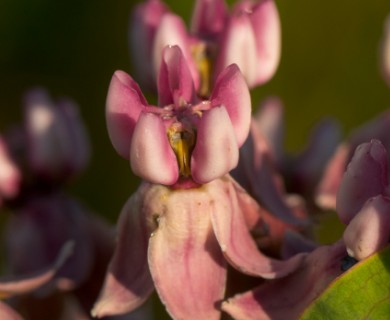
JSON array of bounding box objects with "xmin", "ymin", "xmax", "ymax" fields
[
  {"xmin": 153, "ymin": 13, "xmax": 199, "ymax": 90},
  {"xmin": 0, "ymin": 137, "xmax": 20, "ymax": 199},
  {"xmin": 92, "ymin": 187, "xmax": 154, "ymax": 318},
  {"xmin": 222, "ymin": 241, "xmax": 346, "ymax": 320},
  {"xmin": 254, "ymin": 96, "xmax": 284, "ymax": 165},
  {"xmin": 129, "ymin": 0, "xmax": 170, "ymax": 89},
  {"xmin": 157, "ymin": 45, "xmax": 197, "ymax": 107},
  {"xmin": 249, "ymin": 0, "xmax": 281, "ymax": 85},
  {"xmin": 281, "ymin": 231, "xmax": 318, "ymax": 259},
  {"xmin": 106, "ymin": 70, "xmax": 148, "ymax": 159},
  {"xmin": 381, "ymin": 14, "xmax": 390, "ymax": 87},
  {"xmin": 210, "ymin": 64, "xmax": 251, "ymax": 147},
  {"xmin": 0, "ymin": 302, "xmax": 23, "ymax": 320},
  {"xmin": 214, "ymin": 14, "xmax": 258, "ymax": 87},
  {"xmin": 336, "ymin": 140, "xmax": 388, "ymax": 224},
  {"xmin": 147, "ymin": 183, "xmax": 227, "ymax": 320},
  {"xmin": 209, "ymin": 178, "xmax": 305, "ymax": 279},
  {"xmin": 343, "ymin": 195, "xmax": 390, "ymax": 260},
  {"xmin": 315, "ymin": 144, "xmax": 350, "ymax": 210},
  {"xmin": 0, "ymin": 241, "xmax": 73, "ymax": 298},
  {"xmin": 190, "ymin": 0, "xmax": 228, "ymax": 39},
  {"xmin": 130, "ymin": 112, "xmax": 179, "ymax": 185},
  {"xmin": 191, "ymin": 106, "xmax": 238, "ymax": 184}
]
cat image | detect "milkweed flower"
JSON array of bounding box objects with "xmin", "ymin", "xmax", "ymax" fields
[
  {"xmin": 93, "ymin": 45, "xmax": 305, "ymax": 319},
  {"xmin": 0, "ymin": 137, "xmax": 20, "ymax": 206},
  {"xmin": 129, "ymin": 0, "xmax": 281, "ymax": 94}
]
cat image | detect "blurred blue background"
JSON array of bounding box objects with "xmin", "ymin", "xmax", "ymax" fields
[{"xmin": 1, "ymin": 0, "xmax": 390, "ymax": 223}]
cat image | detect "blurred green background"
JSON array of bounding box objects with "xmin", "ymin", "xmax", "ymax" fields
[{"xmin": 1, "ymin": 0, "xmax": 390, "ymax": 224}]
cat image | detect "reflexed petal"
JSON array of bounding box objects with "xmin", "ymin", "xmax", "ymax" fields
[
  {"xmin": 147, "ymin": 183, "xmax": 227, "ymax": 320},
  {"xmin": 0, "ymin": 241, "xmax": 73, "ymax": 298},
  {"xmin": 210, "ymin": 64, "xmax": 251, "ymax": 147},
  {"xmin": 92, "ymin": 187, "xmax": 154, "ymax": 318},
  {"xmin": 214, "ymin": 14, "xmax": 258, "ymax": 87},
  {"xmin": 222, "ymin": 241, "xmax": 346, "ymax": 320},
  {"xmin": 336, "ymin": 140, "xmax": 388, "ymax": 224},
  {"xmin": 281, "ymin": 231, "xmax": 318, "ymax": 259},
  {"xmin": 0, "ymin": 302, "xmax": 23, "ymax": 320},
  {"xmin": 209, "ymin": 178, "xmax": 305, "ymax": 279},
  {"xmin": 249, "ymin": 0, "xmax": 281, "ymax": 85},
  {"xmin": 190, "ymin": 0, "xmax": 228, "ymax": 39},
  {"xmin": 153, "ymin": 13, "xmax": 199, "ymax": 90},
  {"xmin": 343, "ymin": 195, "xmax": 390, "ymax": 260},
  {"xmin": 130, "ymin": 112, "xmax": 179, "ymax": 185},
  {"xmin": 106, "ymin": 70, "xmax": 148, "ymax": 159},
  {"xmin": 191, "ymin": 106, "xmax": 238, "ymax": 184},
  {"xmin": 129, "ymin": 0, "xmax": 170, "ymax": 89},
  {"xmin": 158, "ymin": 45, "xmax": 197, "ymax": 107}
]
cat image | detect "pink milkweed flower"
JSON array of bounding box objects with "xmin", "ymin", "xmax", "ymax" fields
[
  {"xmin": 106, "ymin": 45, "xmax": 251, "ymax": 186},
  {"xmin": 129, "ymin": 0, "xmax": 281, "ymax": 94},
  {"xmin": 95, "ymin": 45, "xmax": 305, "ymax": 319},
  {"xmin": 316, "ymin": 110, "xmax": 390, "ymax": 210},
  {"xmin": 23, "ymin": 88, "xmax": 90, "ymax": 183},
  {"xmin": 336, "ymin": 140, "xmax": 390, "ymax": 260}
]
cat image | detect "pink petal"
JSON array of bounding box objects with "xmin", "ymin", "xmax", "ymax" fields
[
  {"xmin": 336, "ymin": 140, "xmax": 388, "ymax": 224},
  {"xmin": 249, "ymin": 0, "xmax": 281, "ymax": 85},
  {"xmin": 130, "ymin": 112, "xmax": 179, "ymax": 185},
  {"xmin": 343, "ymin": 195, "xmax": 390, "ymax": 260},
  {"xmin": 0, "ymin": 241, "xmax": 73, "ymax": 298},
  {"xmin": 209, "ymin": 178, "xmax": 305, "ymax": 279},
  {"xmin": 315, "ymin": 144, "xmax": 350, "ymax": 210},
  {"xmin": 381, "ymin": 14, "xmax": 390, "ymax": 87},
  {"xmin": 147, "ymin": 183, "xmax": 227, "ymax": 320},
  {"xmin": 0, "ymin": 302, "xmax": 23, "ymax": 320},
  {"xmin": 157, "ymin": 45, "xmax": 197, "ymax": 107},
  {"xmin": 92, "ymin": 186, "xmax": 154, "ymax": 318},
  {"xmin": 106, "ymin": 70, "xmax": 148, "ymax": 159},
  {"xmin": 254, "ymin": 96, "xmax": 285, "ymax": 165},
  {"xmin": 153, "ymin": 13, "xmax": 199, "ymax": 91},
  {"xmin": 222, "ymin": 241, "xmax": 346, "ymax": 320},
  {"xmin": 0, "ymin": 137, "xmax": 20, "ymax": 199},
  {"xmin": 129, "ymin": 0, "xmax": 170, "ymax": 89},
  {"xmin": 214, "ymin": 14, "xmax": 258, "ymax": 87},
  {"xmin": 191, "ymin": 106, "xmax": 239, "ymax": 184},
  {"xmin": 190, "ymin": 0, "xmax": 228, "ymax": 39},
  {"xmin": 210, "ymin": 64, "xmax": 251, "ymax": 147}
]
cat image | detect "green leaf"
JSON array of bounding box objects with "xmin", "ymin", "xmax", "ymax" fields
[{"xmin": 300, "ymin": 245, "xmax": 390, "ymax": 319}]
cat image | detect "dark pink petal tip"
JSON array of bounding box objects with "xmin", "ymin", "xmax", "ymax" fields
[{"xmin": 106, "ymin": 70, "xmax": 148, "ymax": 159}]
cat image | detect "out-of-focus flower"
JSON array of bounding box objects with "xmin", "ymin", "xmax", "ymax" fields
[
  {"xmin": 129, "ymin": 0, "xmax": 281, "ymax": 94},
  {"xmin": 0, "ymin": 136, "xmax": 21, "ymax": 205},
  {"xmin": 23, "ymin": 88, "xmax": 90, "ymax": 183},
  {"xmin": 381, "ymin": 14, "xmax": 390, "ymax": 87},
  {"xmin": 92, "ymin": 176, "xmax": 305, "ymax": 319},
  {"xmin": 106, "ymin": 45, "xmax": 251, "ymax": 186},
  {"xmin": 316, "ymin": 110, "xmax": 390, "ymax": 210},
  {"xmin": 336, "ymin": 140, "xmax": 390, "ymax": 260}
]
